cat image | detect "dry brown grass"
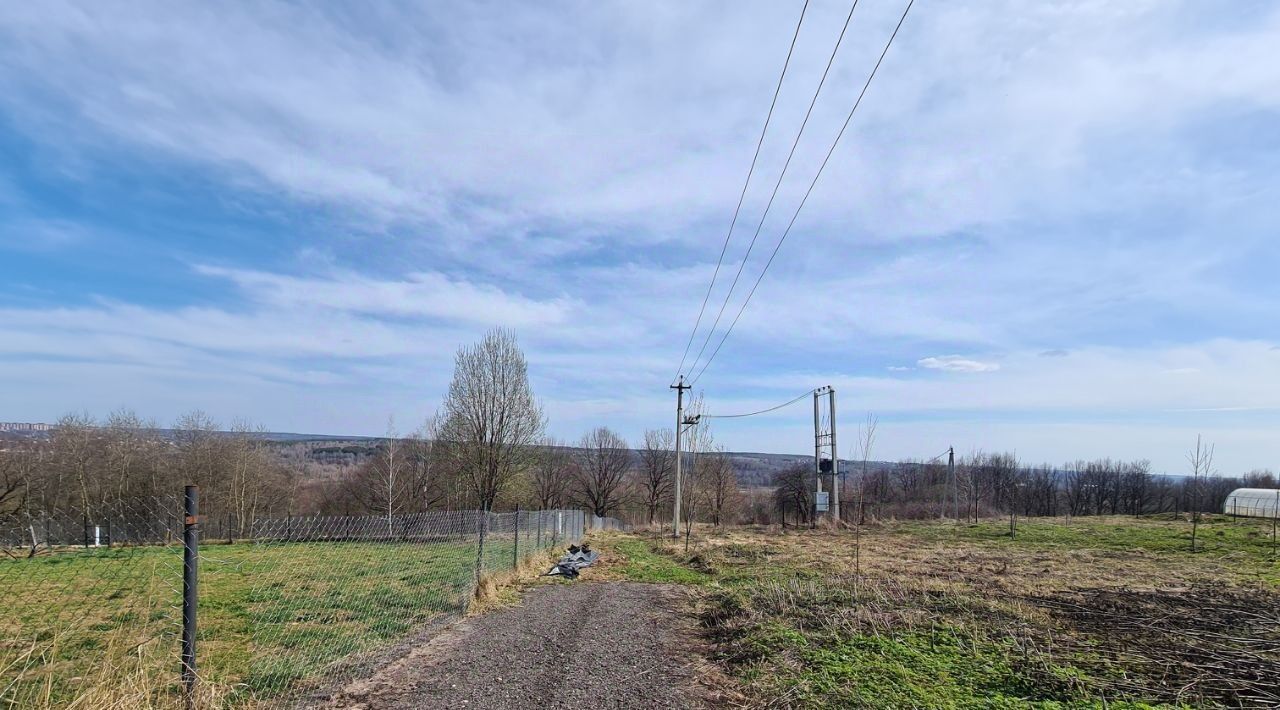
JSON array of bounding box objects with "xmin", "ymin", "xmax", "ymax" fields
[
  {"xmin": 626, "ymin": 517, "xmax": 1280, "ymax": 708},
  {"xmin": 467, "ymin": 546, "xmax": 563, "ymax": 616},
  {"xmin": 673, "ymin": 519, "xmax": 1262, "ymax": 598}
]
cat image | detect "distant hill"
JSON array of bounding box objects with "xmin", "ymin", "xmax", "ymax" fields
[
  {"xmin": 0, "ymin": 424, "xmax": 903, "ymax": 486},
  {"xmin": 251, "ymin": 433, "xmax": 889, "ymax": 486},
  {"xmin": 252, "ymin": 434, "xmax": 859, "ymax": 485}
]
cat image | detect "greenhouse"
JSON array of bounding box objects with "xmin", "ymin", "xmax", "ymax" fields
[{"xmin": 1223, "ymin": 488, "xmax": 1280, "ymax": 519}]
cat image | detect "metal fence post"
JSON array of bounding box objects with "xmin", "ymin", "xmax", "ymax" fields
[
  {"xmin": 182, "ymin": 485, "xmax": 200, "ymax": 707},
  {"xmin": 513, "ymin": 506, "xmax": 520, "ymax": 568},
  {"xmin": 473, "ymin": 507, "xmax": 488, "ymax": 590}
]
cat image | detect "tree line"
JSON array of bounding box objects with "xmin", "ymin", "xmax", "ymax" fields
[
  {"xmin": 0, "ymin": 329, "xmax": 740, "ymax": 534},
  {"xmin": 769, "ymin": 451, "xmax": 1273, "ymax": 526}
]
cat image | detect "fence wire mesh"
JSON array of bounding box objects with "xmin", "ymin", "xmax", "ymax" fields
[
  {"xmin": 0, "ymin": 496, "xmax": 185, "ymax": 708},
  {"xmin": 1, "ymin": 494, "xmax": 586, "ymax": 708}
]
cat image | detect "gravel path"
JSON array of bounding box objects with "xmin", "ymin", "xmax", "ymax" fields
[{"xmin": 323, "ymin": 581, "xmax": 705, "ymax": 709}]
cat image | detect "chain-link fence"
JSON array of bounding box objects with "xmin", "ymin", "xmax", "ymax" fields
[
  {"xmin": 0, "ymin": 495, "xmax": 185, "ymax": 708},
  {"xmin": 242, "ymin": 507, "xmax": 584, "ymax": 706},
  {"xmin": 1, "ymin": 493, "xmax": 586, "ymax": 708},
  {"xmin": 589, "ymin": 515, "xmax": 627, "ymax": 531}
]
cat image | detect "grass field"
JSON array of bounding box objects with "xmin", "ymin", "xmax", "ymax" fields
[
  {"xmin": 600, "ymin": 514, "xmax": 1280, "ymax": 709},
  {"xmin": 0, "ymin": 533, "xmax": 537, "ymax": 708}
]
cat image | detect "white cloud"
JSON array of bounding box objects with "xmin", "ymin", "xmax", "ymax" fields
[
  {"xmin": 194, "ymin": 265, "xmax": 572, "ymax": 328},
  {"xmin": 758, "ymin": 341, "xmax": 1280, "ymax": 417},
  {"xmin": 1, "ymin": 1, "xmax": 1278, "ymax": 248},
  {"xmin": 918, "ymin": 355, "xmax": 1000, "ymax": 373},
  {"xmin": 1161, "ymin": 367, "xmax": 1200, "ymax": 375}
]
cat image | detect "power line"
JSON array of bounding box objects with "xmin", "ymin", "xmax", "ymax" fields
[
  {"xmin": 691, "ymin": 0, "xmax": 915, "ymax": 385},
  {"xmin": 702, "ymin": 389, "xmax": 815, "ymax": 419},
  {"xmin": 673, "ymin": 0, "xmax": 811, "ymax": 385},
  {"xmin": 685, "ymin": 0, "xmax": 862, "ymax": 380},
  {"xmin": 924, "ymin": 449, "xmax": 951, "ymax": 464}
]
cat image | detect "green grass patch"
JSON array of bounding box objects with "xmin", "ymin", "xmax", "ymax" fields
[
  {"xmin": 606, "ymin": 537, "xmax": 712, "ymax": 585},
  {"xmin": 899, "ymin": 514, "xmax": 1280, "ymax": 562},
  {"xmin": 0, "ymin": 534, "xmax": 553, "ymax": 706}
]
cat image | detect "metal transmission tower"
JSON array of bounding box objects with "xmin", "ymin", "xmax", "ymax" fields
[
  {"xmin": 812, "ymin": 386, "xmax": 838, "ymax": 520},
  {"xmin": 670, "ymin": 376, "xmax": 693, "ymax": 538}
]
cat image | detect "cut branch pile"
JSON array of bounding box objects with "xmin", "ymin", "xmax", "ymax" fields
[{"xmin": 1027, "ymin": 585, "xmax": 1280, "ymax": 707}]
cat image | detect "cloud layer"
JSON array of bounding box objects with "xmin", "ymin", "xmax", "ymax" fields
[{"xmin": 1, "ymin": 1, "xmax": 1278, "ymax": 473}]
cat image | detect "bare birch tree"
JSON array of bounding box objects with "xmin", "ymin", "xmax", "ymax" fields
[
  {"xmin": 226, "ymin": 419, "xmax": 270, "ymax": 538},
  {"xmin": 377, "ymin": 417, "xmax": 399, "ymax": 536}
]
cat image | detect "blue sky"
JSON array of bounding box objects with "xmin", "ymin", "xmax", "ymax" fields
[{"xmin": 1, "ymin": 1, "xmax": 1278, "ymax": 474}]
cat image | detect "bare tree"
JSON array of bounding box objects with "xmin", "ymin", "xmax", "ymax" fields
[
  {"xmin": 854, "ymin": 413, "xmax": 878, "ymax": 524},
  {"xmin": 701, "ymin": 448, "xmax": 738, "ymax": 526},
  {"xmin": 50, "ymin": 413, "xmax": 99, "ymax": 515},
  {"xmin": 531, "ymin": 438, "xmax": 572, "ymax": 510},
  {"xmin": 680, "ymin": 395, "xmax": 713, "ymax": 544},
  {"xmin": 403, "ymin": 414, "xmax": 447, "ymax": 512},
  {"xmin": 226, "ymin": 419, "xmax": 270, "ymax": 538},
  {"xmin": 441, "ymin": 328, "xmax": 545, "ymax": 510},
  {"xmin": 0, "ymin": 443, "xmax": 32, "ymax": 514},
  {"xmin": 1187, "ymin": 435, "xmax": 1215, "ymax": 552},
  {"xmin": 174, "ymin": 410, "xmax": 221, "ymax": 501},
  {"xmin": 772, "ymin": 464, "xmax": 813, "ymax": 527},
  {"xmin": 103, "ymin": 409, "xmax": 156, "ymax": 506},
  {"xmin": 637, "ymin": 428, "xmax": 674, "ymax": 526},
  {"xmin": 377, "ymin": 417, "xmax": 400, "ymax": 536},
  {"xmin": 571, "ymin": 427, "xmax": 631, "ymax": 518},
  {"xmin": 1243, "ymin": 469, "xmax": 1277, "ymax": 488},
  {"xmin": 1120, "ymin": 460, "xmax": 1152, "ymax": 517}
]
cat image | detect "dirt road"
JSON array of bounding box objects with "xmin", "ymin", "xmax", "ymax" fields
[{"xmin": 324, "ymin": 581, "xmax": 706, "ymax": 709}]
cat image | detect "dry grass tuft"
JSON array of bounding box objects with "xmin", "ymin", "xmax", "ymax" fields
[{"xmin": 468, "ymin": 547, "xmax": 562, "ymax": 616}]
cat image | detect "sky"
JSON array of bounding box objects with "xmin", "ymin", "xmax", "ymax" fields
[{"xmin": 1, "ymin": 1, "xmax": 1278, "ymax": 474}]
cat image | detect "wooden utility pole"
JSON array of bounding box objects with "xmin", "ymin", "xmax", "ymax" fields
[
  {"xmin": 671, "ymin": 376, "xmax": 690, "ymax": 538},
  {"xmin": 948, "ymin": 447, "xmax": 957, "ymax": 521}
]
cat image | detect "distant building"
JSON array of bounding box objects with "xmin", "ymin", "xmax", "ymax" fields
[{"xmin": 0, "ymin": 422, "xmax": 53, "ymax": 432}]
